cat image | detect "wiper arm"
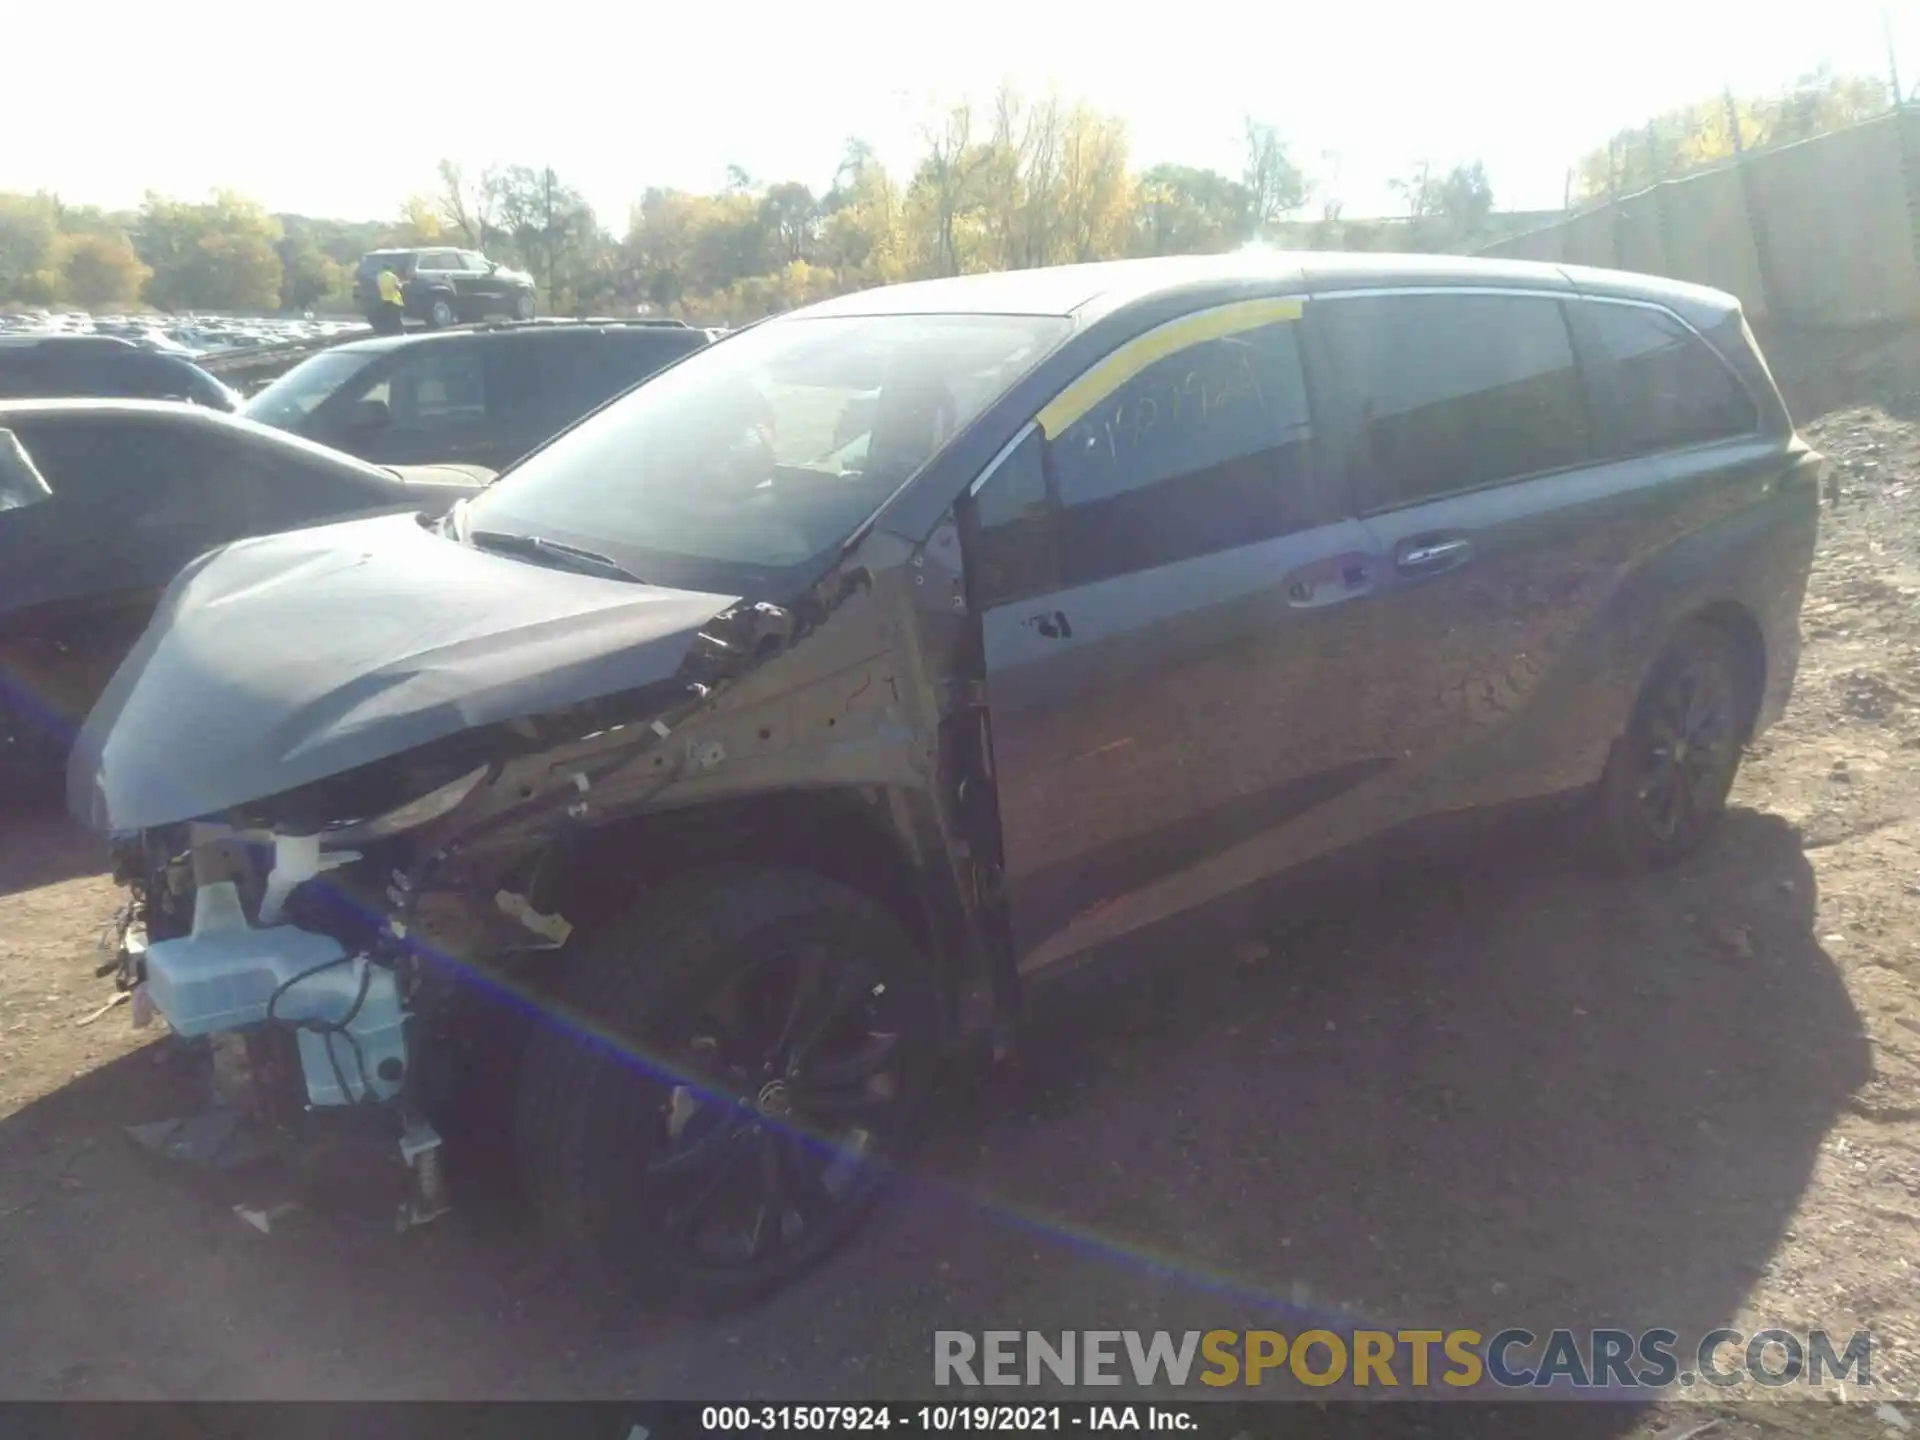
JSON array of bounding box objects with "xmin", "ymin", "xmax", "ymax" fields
[{"xmin": 466, "ymin": 528, "xmax": 645, "ymax": 583}]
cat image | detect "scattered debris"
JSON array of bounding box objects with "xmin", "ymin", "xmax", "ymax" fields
[
  {"xmin": 124, "ymin": 1108, "xmax": 281, "ymax": 1170},
  {"xmin": 73, "ymin": 992, "xmax": 128, "ymax": 1027},
  {"xmin": 1708, "ymin": 923, "xmax": 1756, "ymax": 959},
  {"xmin": 233, "ymin": 1202, "xmax": 301, "ymax": 1236}
]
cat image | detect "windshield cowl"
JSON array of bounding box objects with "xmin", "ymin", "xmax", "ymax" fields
[{"xmin": 465, "ymin": 529, "xmax": 646, "ymax": 584}]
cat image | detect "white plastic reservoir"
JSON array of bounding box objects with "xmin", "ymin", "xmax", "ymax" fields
[{"xmin": 141, "ymin": 879, "xmax": 406, "ymax": 1106}]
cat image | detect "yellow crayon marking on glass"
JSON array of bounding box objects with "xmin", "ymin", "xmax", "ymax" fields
[{"xmin": 1035, "ymin": 296, "xmax": 1304, "ymax": 438}]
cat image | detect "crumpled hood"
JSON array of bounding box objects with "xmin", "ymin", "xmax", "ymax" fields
[{"xmin": 69, "ymin": 511, "xmax": 741, "ymax": 833}]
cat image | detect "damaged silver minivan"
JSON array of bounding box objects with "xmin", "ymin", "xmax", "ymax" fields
[{"xmin": 74, "ymin": 252, "xmax": 1819, "ymax": 1305}]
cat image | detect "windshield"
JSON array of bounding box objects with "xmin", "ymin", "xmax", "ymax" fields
[
  {"xmin": 242, "ymin": 348, "xmax": 381, "ymax": 428},
  {"xmin": 463, "ymin": 312, "xmax": 1067, "ymax": 584},
  {"xmin": 0, "ymin": 428, "xmax": 52, "ymax": 511}
]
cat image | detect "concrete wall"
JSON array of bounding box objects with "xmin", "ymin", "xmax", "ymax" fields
[
  {"xmin": 1481, "ymin": 110, "xmax": 1920, "ymax": 326},
  {"xmin": 1657, "ymin": 164, "xmax": 1766, "ymax": 305}
]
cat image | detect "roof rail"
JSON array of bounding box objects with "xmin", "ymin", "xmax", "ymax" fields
[
  {"xmin": 438, "ymin": 315, "xmax": 695, "ymax": 336},
  {"xmin": 0, "ymin": 333, "xmax": 139, "ymax": 351}
]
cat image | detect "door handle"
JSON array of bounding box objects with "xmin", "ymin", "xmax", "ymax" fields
[
  {"xmin": 1396, "ymin": 537, "xmax": 1472, "ymax": 574},
  {"xmin": 1028, "ymin": 610, "xmax": 1073, "ymax": 640}
]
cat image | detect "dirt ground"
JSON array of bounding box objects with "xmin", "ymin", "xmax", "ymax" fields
[{"xmin": 2, "ymin": 342, "xmax": 1919, "ymax": 1435}]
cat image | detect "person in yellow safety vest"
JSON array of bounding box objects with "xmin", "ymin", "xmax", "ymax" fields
[{"xmin": 374, "ymin": 265, "xmax": 406, "ymax": 335}]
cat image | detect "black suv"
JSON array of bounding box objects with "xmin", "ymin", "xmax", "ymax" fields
[
  {"xmin": 0, "ymin": 335, "xmax": 239, "ymax": 411},
  {"xmin": 78, "ymin": 254, "xmax": 1820, "ymax": 1307},
  {"xmin": 353, "ymin": 247, "xmax": 538, "ymax": 329},
  {"xmin": 239, "ymin": 319, "xmax": 711, "ymax": 470}
]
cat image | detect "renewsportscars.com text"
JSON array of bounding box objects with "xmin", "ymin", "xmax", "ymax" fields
[{"xmin": 933, "ymin": 1328, "xmax": 1874, "ymax": 1391}]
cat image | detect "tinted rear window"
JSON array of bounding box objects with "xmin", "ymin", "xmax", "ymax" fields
[
  {"xmin": 603, "ymin": 328, "xmax": 707, "ymax": 381},
  {"xmin": 1318, "ymin": 292, "xmax": 1591, "ymax": 508},
  {"xmin": 1582, "ymin": 301, "xmax": 1760, "ymax": 456}
]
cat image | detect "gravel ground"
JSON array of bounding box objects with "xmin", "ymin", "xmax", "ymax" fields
[{"xmin": 1, "ymin": 355, "xmax": 1918, "ymax": 1437}]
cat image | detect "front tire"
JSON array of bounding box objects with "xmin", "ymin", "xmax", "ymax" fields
[
  {"xmin": 514, "ymin": 865, "xmax": 937, "ymax": 1309},
  {"xmin": 513, "ymin": 290, "xmax": 536, "ymax": 321},
  {"xmin": 427, "ymin": 296, "xmax": 455, "ymax": 329},
  {"xmin": 1596, "ymin": 620, "xmax": 1749, "ymax": 868}
]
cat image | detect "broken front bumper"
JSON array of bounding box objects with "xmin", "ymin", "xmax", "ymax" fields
[{"xmin": 103, "ymin": 869, "xmax": 451, "ymax": 1228}]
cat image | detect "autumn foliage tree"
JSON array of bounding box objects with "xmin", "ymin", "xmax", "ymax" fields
[
  {"xmin": 2, "ymin": 71, "xmax": 1885, "ymax": 320},
  {"xmin": 1573, "ymin": 65, "xmax": 1890, "ymax": 201},
  {"xmin": 136, "ymin": 191, "xmax": 284, "ymax": 312},
  {"xmin": 58, "ymin": 231, "xmax": 150, "ymax": 307}
]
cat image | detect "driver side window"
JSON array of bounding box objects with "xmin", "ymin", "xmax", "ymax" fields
[
  {"xmin": 968, "ymin": 305, "xmax": 1319, "ymax": 605},
  {"xmin": 347, "ymin": 345, "xmax": 487, "ymax": 427}
]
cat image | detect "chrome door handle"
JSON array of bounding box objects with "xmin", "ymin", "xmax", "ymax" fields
[{"xmin": 1398, "ymin": 538, "xmax": 1472, "ymax": 571}]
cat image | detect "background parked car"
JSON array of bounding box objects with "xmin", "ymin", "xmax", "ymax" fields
[
  {"xmin": 239, "ymin": 318, "xmax": 712, "ymax": 470},
  {"xmin": 352, "ymin": 247, "xmax": 538, "ymax": 329},
  {"xmin": 0, "ymin": 399, "xmax": 488, "ymax": 776},
  {"xmin": 0, "ymin": 334, "xmax": 240, "ymax": 411}
]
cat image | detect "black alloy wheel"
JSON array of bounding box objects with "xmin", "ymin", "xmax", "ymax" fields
[
  {"xmin": 514, "ymin": 866, "xmax": 936, "ymax": 1308},
  {"xmin": 643, "ymin": 939, "xmax": 912, "ymax": 1274},
  {"xmin": 1599, "ymin": 621, "xmax": 1749, "ymax": 866}
]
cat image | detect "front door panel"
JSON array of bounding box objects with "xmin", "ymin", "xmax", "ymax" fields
[
  {"xmin": 969, "ymin": 299, "xmax": 1394, "ymax": 971},
  {"xmin": 983, "ymin": 515, "xmax": 1385, "ymax": 969}
]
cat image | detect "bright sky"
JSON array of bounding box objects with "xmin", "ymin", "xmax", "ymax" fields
[{"xmin": 4, "ymin": 0, "xmax": 1913, "ymax": 225}]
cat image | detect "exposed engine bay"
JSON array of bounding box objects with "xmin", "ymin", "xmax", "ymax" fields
[{"xmin": 85, "ymin": 510, "xmax": 1012, "ymax": 1230}]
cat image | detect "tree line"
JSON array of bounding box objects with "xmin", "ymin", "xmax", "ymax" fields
[
  {"xmin": 0, "ymin": 70, "xmax": 1891, "ymax": 323},
  {"xmin": 1570, "ymin": 64, "xmax": 1890, "ymax": 202}
]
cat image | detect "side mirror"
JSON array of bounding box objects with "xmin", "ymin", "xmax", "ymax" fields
[{"xmin": 344, "ymin": 397, "xmax": 391, "ymax": 433}]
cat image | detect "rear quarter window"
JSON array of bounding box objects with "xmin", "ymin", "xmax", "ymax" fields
[{"xmin": 1579, "ymin": 301, "xmax": 1760, "ymax": 456}]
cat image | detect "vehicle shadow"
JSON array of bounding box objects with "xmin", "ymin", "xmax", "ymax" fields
[
  {"xmin": 0, "ymin": 804, "xmax": 1870, "ymax": 1414},
  {"xmin": 0, "ymin": 776, "xmax": 107, "ymax": 897},
  {"xmin": 855, "ymin": 804, "xmax": 1867, "ymax": 1404}
]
